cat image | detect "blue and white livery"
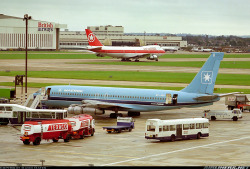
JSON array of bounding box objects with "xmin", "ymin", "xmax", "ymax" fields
[{"xmin": 38, "ymin": 52, "xmax": 232, "ymax": 117}]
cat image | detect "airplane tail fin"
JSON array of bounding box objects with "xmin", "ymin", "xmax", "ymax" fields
[
  {"xmin": 181, "ymin": 52, "xmax": 224, "ymax": 95},
  {"xmin": 85, "ymin": 29, "xmax": 103, "ymax": 46}
]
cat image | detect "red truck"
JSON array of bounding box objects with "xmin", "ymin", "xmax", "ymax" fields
[
  {"xmin": 225, "ymin": 95, "xmax": 250, "ymax": 112},
  {"xmin": 66, "ymin": 114, "xmax": 95, "ymax": 139},
  {"xmin": 20, "ymin": 119, "xmax": 72, "ymax": 145}
]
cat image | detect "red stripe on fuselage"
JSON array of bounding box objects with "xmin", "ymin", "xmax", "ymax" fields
[{"xmin": 92, "ymin": 49, "xmax": 165, "ymax": 54}]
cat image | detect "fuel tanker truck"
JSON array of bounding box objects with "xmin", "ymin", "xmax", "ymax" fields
[
  {"xmin": 66, "ymin": 114, "xmax": 95, "ymax": 139},
  {"xmin": 20, "ymin": 114, "xmax": 95, "ymax": 145},
  {"xmin": 20, "ymin": 119, "xmax": 72, "ymax": 145}
]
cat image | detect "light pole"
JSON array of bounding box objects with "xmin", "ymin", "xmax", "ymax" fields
[{"xmin": 23, "ymin": 14, "xmax": 31, "ymax": 101}]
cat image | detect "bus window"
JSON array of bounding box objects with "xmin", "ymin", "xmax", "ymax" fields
[
  {"xmin": 170, "ymin": 125, "xmax": 176, "ymax": 131},
  {"xmin": 13, "ymin": 112, "xmax": 18, "ymax": 118},
  {"xmin": 196, "ymin": 123, "xmax": 203, "ymax": 129},
  {"xmin": 183, "ymin": 124, "xmax": 189, "ymax": 130},
  {"xmin": 196, "ymin": 123, "xmax": 201, "ymax": 129},
  {"xmin": 39, "ymin": 112, "xmax": 52, "ymax": 118},
  {"xmin": 5, "ymin": 107, "xmax": 12, "ymax": 111},
  {"xmin": 26, "ymin": 112, "xmax": 30, "ymax": 118},
  {"xmin": 203, "ymin": 123, "xmax": 209, "ymax": 128},
  {"xmin": 32, "ymin": 112, "xmax": 40, "ymax": 118},
  {"xmin": 51, "ymin": 112, "xmax": 55, "ymax": 118},
  {"xmin": 147, "ymin": 125, "xmax": 155, "ymax": 131},
  {"xmin": 159, "ymin": 126, "xmax": 163, "ymax": 132},
  {"xmin": 190, "ymin": 123, "xmax": 195, "ymax": 129},
  {"xmin": 0, "ymin": 106, "xmax": 4, "ymax": 111},
  {"xmin": 163, "ymin": 125, "xmax": 169, "ymax": 131},
  {"xmin": 64, "ymin": 112, "xmax": 68, "ymax": 118}
]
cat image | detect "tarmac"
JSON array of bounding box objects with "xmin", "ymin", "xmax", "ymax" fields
[
  {"xmin": 0, "ymin": 52, "xmax": 250, "ymax": 166},
  {"xmin": 0, "ymin": 95, "xmax": 250, "ymax": 166}
]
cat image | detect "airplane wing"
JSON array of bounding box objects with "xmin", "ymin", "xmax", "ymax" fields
[
  {"xmin": 194, "ymin": 92, "xmax": 242, "ymax": 101},
  {"xmin": 81, "ymin": 99, "xmax": 132, "ymax": 110}
]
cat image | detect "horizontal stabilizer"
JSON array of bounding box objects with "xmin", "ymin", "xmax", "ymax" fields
[
  {"xmin": 218, "ymin": 92, "xmax": 242, "ymax": 97},
  {"xmin": 194, "ymin": 95, "xmax": 219, "ymax": 101},
  {"xmin": 194, "ymin": 92, "xmax": 242, "ymax": 101}
]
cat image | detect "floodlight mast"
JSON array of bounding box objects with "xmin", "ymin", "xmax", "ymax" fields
[{"xmin": 23, "ymin": 14, "xmax": 31, "ymax": 101}]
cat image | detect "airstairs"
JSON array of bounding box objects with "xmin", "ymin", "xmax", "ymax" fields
[{"xmin": 23, "ymin": 88, "xmax": 48, "ymax": 109}]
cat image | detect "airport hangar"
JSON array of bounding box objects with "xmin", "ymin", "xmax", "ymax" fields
[
  {"xmin": 0, "ymin": 14, "xmax": 67, "ymax": 51},
  {"xmin": 0, "ymin": 14, "xmax": 187, "ymax": 50},
  {"xmin": 59, "ymin": 25, "xmax": 188, "ymax": 49}
]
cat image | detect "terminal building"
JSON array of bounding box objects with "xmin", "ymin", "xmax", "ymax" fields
[
  {"xmin": 0, "ymin": 14, "xmax": 67, "ymax": 50},
  {"xmin": 59, "ymin": 25, "xmax": 187, "ymax": 49}
]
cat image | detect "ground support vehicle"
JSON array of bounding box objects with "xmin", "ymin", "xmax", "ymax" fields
[
  {"xmin": 225, "ymin": 95, "xmax": 250, "ymax": 112},
  {"xmin": 20, "ymin": 119, "xmax": 72, "ymax": 145},
  {"xmin": 66, "ymin": 114, "xmax": 95, "ymax": 139},
  {"xmin": 0, "ymin": 104, "xmax": 67, "ymax": 125},
  {"xmin": 0, "ymin": 88, "xmax": 15, "ymax": 103},
  {"xmin": 103, "ymin": 117, "xmax": 134, "ymax": 133},
  {"xmin": 145, "ymin": 118, "xmax": 209, "ymax": 142},
  {"xmin": 203, "ymin": 109, "xmax": 242, "ymax": 121}
]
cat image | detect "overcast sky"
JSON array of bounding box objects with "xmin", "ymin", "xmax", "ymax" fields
[{"xmin": 1, "ymin": 0, "xmax": 250, "ymax": 36}]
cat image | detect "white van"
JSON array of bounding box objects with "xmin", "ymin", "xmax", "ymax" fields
[{"xmin": 202, "ymin": 109, "xmax": 242, "ymax": 121}]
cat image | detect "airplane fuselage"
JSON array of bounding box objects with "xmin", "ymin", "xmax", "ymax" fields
[
  {"xmin": 42, "ymin": 85, "xmax": 219, "ymax": 112},
  {"xmin": 89, "ymin": 45, "xmax": 165, "ymax": 59}
]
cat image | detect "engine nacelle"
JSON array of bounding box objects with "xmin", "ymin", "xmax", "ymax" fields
[
  {"xmin": 67, "ymin": 105, "xmax": 104, "ymax": 115},
  {"xmin": 147, "ymin": 54, "xmax": 158, "ymax": 61}
]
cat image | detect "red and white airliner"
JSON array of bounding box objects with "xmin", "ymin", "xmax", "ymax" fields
[{"xmin": 85, "ymin": 29, "xmax": 166, "ymax": 61}]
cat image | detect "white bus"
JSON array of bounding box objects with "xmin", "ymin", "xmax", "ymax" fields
[
  {"xmin": 0, "ymin": 104, "xmax": 67, "ymax": 125},
  {"xmin": 145, "ymin": 118, "xmax": 209, "ymax": 142}
]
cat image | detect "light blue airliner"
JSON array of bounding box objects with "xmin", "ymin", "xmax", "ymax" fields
[{"xmin": 40, "ymin": 52, "xmax": 232, "ymax": 118}]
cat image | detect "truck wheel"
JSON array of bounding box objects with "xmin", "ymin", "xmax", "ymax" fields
[
  {"xmin": 233, "ymin": 116, "xmax": 238, "ymax": 121},
  {"xmin": 53, "ymin": 138, "xmax": 59, "ymax": 142},
  {"xmin": 80, "ymin": 134, "xmax": 84, "ymax": 139},
  {"xmin": 117, "ymin": 129, "xmax": 122, "ymax": 133},
  {"xmin": 128, "ymin": 128, "xmax": 132, "ymax": 132},
  {"xmin": 33, "ymin": 137, "xmax": 41, "ymax": 145},
  {"xmin": 91, "ymin": 129, "xmax": 95, "ymax": 136},
  {"xmin": 64, "ymin": 134, "xmax": 71, "ymax": 142},
  {"xmin": 23, "ymin": 139, "xmax": 30, "ymax": 145},
  {"xmin": 211, "ymin": 116, "xmax": 216, "ymax": 121}
]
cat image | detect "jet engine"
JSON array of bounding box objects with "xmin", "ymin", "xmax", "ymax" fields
[
  {"xmin": 67, "ymin": 105, "xmax": 104, "ymax": 115},
  {"xmin": 147, "ymin": 54, "xmax": 158, "ymax": 61}
]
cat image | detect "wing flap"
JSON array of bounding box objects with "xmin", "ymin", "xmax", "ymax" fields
[{"xmin": 82, "ymin": 100, "xmax": 131, "ymax": 110}]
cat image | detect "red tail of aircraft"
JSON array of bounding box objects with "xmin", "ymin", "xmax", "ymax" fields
[{"xmin": 85, "ymin": 29, "xmax": 103, "ymax": 46}]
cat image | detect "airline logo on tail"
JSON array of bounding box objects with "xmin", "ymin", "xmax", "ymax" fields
[
  {"xmin": 85, "ymin": 29, "xmax": 103, "ymax": 46},
  {"xmin": 201, "ymin": 71, "xmax": 213, "ymax": 84},
  {"xmin": 88, "ymin": 33, "xmax": 95, "ymax": 42}
]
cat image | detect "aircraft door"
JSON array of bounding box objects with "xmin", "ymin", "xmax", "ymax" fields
[
  {"xmin": 166, "ymin": 94, "xmax": 172, "ymax": 104},
  {"xmin": 172, "ymin": 94, "xmax": 178, "ymax": 104},
  {"xmin": 46, "ymin": 88, "xmax": 51, "ymax": 99},
  {"xmin": 176, "ymin": 124, "xmax": 182, "ymax": 139}
]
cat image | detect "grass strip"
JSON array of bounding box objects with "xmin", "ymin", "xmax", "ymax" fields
[
  {"xmin": 1, "ymin": 82, "xmax": 249, "ymax": 94},
  {"xmin": 0, "ymin": 71, "xmax": 249, "ymax": 86}
]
